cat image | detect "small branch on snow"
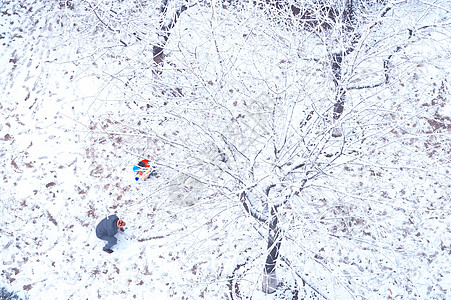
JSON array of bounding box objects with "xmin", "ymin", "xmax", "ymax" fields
[
  {"xmin": 347, "ymin": 80, "xmax": 384, "ymax": 90},
  {"xmin": 265, "ymin": 184, "xmax": 277, "ymax": 196},
  {"xmin": 138, "ymin": 235, "xmax": 166, "ymax": 242}
]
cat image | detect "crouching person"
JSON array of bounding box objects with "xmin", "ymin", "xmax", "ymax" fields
[
  {"xmin": 133, "ymin": 159, "xmax": 155, "ymax": 181},
  {"xmin": 96, "ymin": 215, "xmax": 126, "ymax": 254}
]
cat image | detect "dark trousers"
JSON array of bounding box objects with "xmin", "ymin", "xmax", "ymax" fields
[{"xmin": 97, "ymin": 235, "xmax": 117, "ymax": 249}]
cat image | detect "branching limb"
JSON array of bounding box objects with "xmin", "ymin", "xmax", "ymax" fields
[{"xmin": 240, "ymin": 191, "xmax": 268, "ymax": 223}]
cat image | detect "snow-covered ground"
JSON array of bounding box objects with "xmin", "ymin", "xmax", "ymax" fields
[
  {"xmin": 1, "ymin": 3, "xmax": 262, "ymax": 299},
  {"xmin": 0, "ymin": 2, "xmax": 187, "ymax": 299},
  {"xmin": 1, "ymin": 1, "xmax": 450, "ymax": 299}
]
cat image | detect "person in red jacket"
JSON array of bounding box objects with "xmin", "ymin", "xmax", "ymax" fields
[
  {"xmin": 133, "ymin": 159, "xmax": 155, "ymax": 181},
  {"xmin": 95, "ymin": 215, "xmax": 126, "ymax": 254}
]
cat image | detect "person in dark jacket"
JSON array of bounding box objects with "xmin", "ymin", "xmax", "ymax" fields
[{"xmin": 95, "ymin": 215, "xmax": 126, "ymax": 254}]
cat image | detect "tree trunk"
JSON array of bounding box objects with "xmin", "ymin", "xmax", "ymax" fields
[
  {"xmin": 153, "ymin": 0, "xmax": 188, "ymax": 73},
  {"xmin": 331, "ymin": 52, "xmax": 345, "ymax": 137},
  {"xmin": 262, "ymin": 206, "xmax": 281, "ymax": 294}
]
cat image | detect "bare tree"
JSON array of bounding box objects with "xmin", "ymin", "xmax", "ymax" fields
[{"xmin": 64, "ymin": 0, "xmax": 451, "ymax": 298}]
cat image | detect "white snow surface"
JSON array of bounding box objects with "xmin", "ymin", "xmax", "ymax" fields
[{"xmin": 1, "ymin": 1, "xmax": 451, "ymax": 299}]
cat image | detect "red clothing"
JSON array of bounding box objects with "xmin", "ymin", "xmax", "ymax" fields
[
  {"xmin": 135, "ymin": 159, "xmax": 152, "ymax": 181},
  {"xmin": 137, "ymin": 159, "xmax": 151, "ymax": 176}
]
